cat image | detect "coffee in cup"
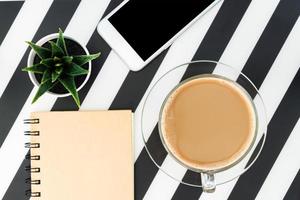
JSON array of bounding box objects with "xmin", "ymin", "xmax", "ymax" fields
[{"xmin": 159, "ymin": 75, "xmax": 257, "ymax": 172}]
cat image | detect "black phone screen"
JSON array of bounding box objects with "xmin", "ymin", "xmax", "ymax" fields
[{"xmin": 109, "ymin": 0, "xmax": 216, "ymax": 60}]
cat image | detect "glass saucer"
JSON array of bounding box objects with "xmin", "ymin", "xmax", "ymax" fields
[{"xmin": 140, "ymin": 60, "xmax": 268, "ymax": 187}]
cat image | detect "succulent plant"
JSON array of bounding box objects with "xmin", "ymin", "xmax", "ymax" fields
[{"xmin": 22, "ymin": 29, "xmax": 100, "ymax": 107}]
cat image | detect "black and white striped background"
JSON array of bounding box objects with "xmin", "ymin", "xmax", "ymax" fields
[{"xmin": 0, "ymin": 0, "xmax": 299, "ymax": 199}]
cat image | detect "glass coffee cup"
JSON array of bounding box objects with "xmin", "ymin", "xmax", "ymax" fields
[{"xmin": 140, "ymin": 61, "xmax": 267, "ymax": 192}]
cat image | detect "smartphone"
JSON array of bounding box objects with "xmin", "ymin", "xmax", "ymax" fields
[{"xmin": 98, "ymin": 0, "xmax": 221, "ymax": 71}]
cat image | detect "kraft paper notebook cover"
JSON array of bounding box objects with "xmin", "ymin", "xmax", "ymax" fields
[{"xmin": 26, "ymin": 111, "xmax": 133, "ymax": 200}]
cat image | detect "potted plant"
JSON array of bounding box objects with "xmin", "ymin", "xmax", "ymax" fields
[{"xmin": 22, "ymin": 28, "xmax": 100, "ymax": 107}]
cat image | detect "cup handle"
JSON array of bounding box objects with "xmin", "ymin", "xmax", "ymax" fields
[{"xmin": 201, "ymin": 172, "xmax": 216, "ymax": 193}]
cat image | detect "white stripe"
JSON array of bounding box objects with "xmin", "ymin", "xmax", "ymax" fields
[
  {"xmin": 214, "ymin": 0, "xmax": 281, "ymax": 78},
  {"xmin": 81, "ymin": 51, "xmax": 130, "ymax": 110},
  {"xmin": 144, "ymin": 156, "xmax": 187, "ymax": 200},
  {"xmin": 256, "ymin": 17, "xmax": 300, "ymax": 122},
  {"xmin": 0, "ymin": 89, "xmax": 57, "ymax": 199},
  {"xmin": 135, "ymin": 0, "xmax": 223, "ymax": 163},
  {"xmin": 0, "ymin": 0, "xmax": 111, "ymax": 198},
  {"xmin": 255, "ymin": 19, "xmax": 300, "ymax": 200},
  {"xmin": 80, "ymin": 0, "xmax": 224, "ymax": 167},
  {"xmin": 199, "ymin": 16, "xmax": 300, "ymax": 200},
  {"xmin": 64, "ymin": 0, "xmax": 110, "ymax": 45},
  {"xmin": 145, "ymin": 0, "xmax": 280, "ymax": 197},
  {"xmin": 145, "ymin": 0, "xmax": 297, "ymax": 198},
  {"xmin": 255, "ymin": 119, "xmax": 300, "ymax": 200},
  {"xmin": 79, "ymin": 2, "xmax": 222, "ymax": 199},
  {"xmin": 0, "ymin": 0, "xmax": 53, "ymax": 97},
  {"xmin": 142, "ymin": 2, "xmax": 223, "ymax": 199}
]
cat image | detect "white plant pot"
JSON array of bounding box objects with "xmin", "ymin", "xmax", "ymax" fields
[{"xmin": 27, "ymin": 33, "xmax": 91, "ymax": 97}]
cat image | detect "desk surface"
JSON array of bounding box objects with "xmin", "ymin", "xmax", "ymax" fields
[{"xmin": 0, "ymin": 0, "xmax": 299, "ymax": 200}]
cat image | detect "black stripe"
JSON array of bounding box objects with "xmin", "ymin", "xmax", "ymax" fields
[
  {"xmin": 226, "ymin": 0, "xmax": 300, "ymax": 198},
  {"xmin": 5, "ymin": 0, "xmax": 126, "ymax": 197},
  {"xmin": 50, "ymin": 0, "xmax": 125, "ymax": 111},
  {"xmin": 191, "ymin": 0, "xmax": 251, "ymax": 62},
  {"xmin": 237, "ymin": 0, "xmax": 300, "ymax": 98},
  {"xmin": 103, "ymin": 15, "xmax": 170, "ymax": 197},
  {"xmin": 110, "ymin": 49, "xmax": 168, "ymax": 111},
  {"xmin": 5, "ymin": 0, "xmax": 125, "ymax": 199},
  {"xmin": 2, "ymin": 156, "xmax": 30, "ymax": 200},
  {"xmin": 50, "ymin": 33, "xmax": 167, "ymax": 199},
  {"xmin": 103, "ymin": 0, "xmax": 124, "ymax": 18},
  {"xmin": 172, "ymin": 0, "xmax": 254, "ymax": 198},
  {"xmin": 135, "ymin": 125, "xmax": 168, "ymax": 200},
  {"xmin": 175, "ymin": 0, "xmax": 300, "ymax": 199},
  {"xmin": 2, "ymin": 0, "xmax": 127, "ymax": 199},
  {"xmin": 134, "ymin": 0, "xmax": 254, "ymax": 198},
  {"xmin": 0, "ymin": 0, "xmax": 124, "ymax": 143},
  {"xmin": 135, "ymin": 64, "xmax": 216, "ymax": 200},
  {"xmin": 1, "ymin": 1, "xmax": 81, "ymax": 199},
  {"xmin": 0, "ymin": 0, "xmax": 81, "ymax": 148},
  {"xmin": 228, "ymin": 0, "xmax": 300, "ymax": 170},
  {"xmin": 172, "ymin": 171, "xmax": 202, "ymax": 200},
  {"xmin": 111, "ymin": 49, "xmax": 169, "ymax": 198},
  {"xmin": 0, "ymin": 1, "xmax": 23, "ymax": 45},
  {"xmin": 228, "ymin": 67, "xmax": 300, "ymax": 200},
  {"xmin": 107, "ymin": 25, "xmax": 169, "ymax": 200},
  {"xmin": 284, "ymin": 169, "xmax": 300, "ymax": 200}
]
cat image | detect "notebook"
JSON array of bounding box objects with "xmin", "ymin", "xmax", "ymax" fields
[{"xmin": 26, "ymin": 110, "xmax": 133, "ymax": 200}]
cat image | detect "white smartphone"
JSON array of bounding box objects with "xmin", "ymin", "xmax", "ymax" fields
[{"xmin": 98, "ymin": 0, "xmax": 221, "ymax": 71}]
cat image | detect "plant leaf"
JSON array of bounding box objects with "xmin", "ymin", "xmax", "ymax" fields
[
  {"xmin": 51, "ymin": 71, "xmax": 60, "ymax": 83},
  {"xmin": 72, "ymin": 53, "xmax": 100, "ymax": 66},
  {"xmin": 53, "ymin": 56, "xmax": 61, "ymax": 62},
  {"xmin": 41, "ymin": 69, "xmax": 51, "ymax": 84},
  {"xmin": 55, "ymin": 66, "xmax": 63, "ymax": 74},
  {"xmin": 49, "ymin": 41, "xmax": 65, "ymax": 57},
  {"xmin": 40, "ymin": 58, "xmax": 54, "ymax": 68},
  {"xmin": 56, "ymin": 28, "xmax": 68, "ymax": 55},
  {"xmin": 32, "ymin": 79, "xmax": 56, "ymax": 104},
  {"xmin": 64, "ymin": 62, "xmax": 88, "ymax": 76},
  {"xmin": 58, "ymin": 76, "xmax": 80, "ymax": 107},
  {"xmin": 22, "ymin": 63, "xmax": 47, "ymax": 74},
  {"xmin": 55, "ymin": 63, "xmax": 63, "ymax": 67},
  {"xmin": 26, "ymin": 41, "xmax": 51, "ymax": 59},
  {"xmin": 62, "ymin": 56, "xmax": 73, "ymax": 63}
]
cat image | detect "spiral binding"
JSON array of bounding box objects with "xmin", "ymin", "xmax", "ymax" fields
[{"xmin": 24, "ymin": 118, "xmax": 41, "ymax": 198}]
